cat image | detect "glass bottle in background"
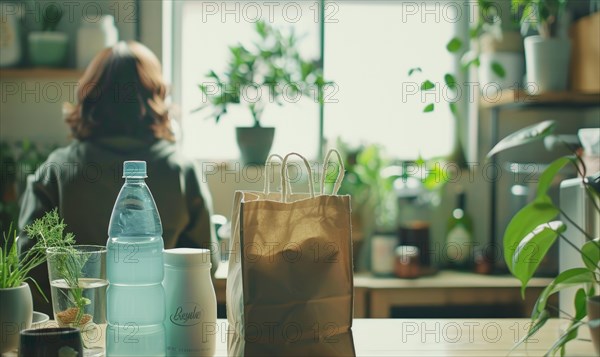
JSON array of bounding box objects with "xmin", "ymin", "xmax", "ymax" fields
[
  {"xmin": 106, "ymin": 161, "xmax": 165, "ymax": 356},
  {"xmin": 445, "ymin": 189, "xmax": 473, "ymax": 270}
]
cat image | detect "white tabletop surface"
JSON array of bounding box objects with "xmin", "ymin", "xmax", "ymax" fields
[{"xmin": 5, "ymin": 318, "xmax": 596, "ymax": 356}]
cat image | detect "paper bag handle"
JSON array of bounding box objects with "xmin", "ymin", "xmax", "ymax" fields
[
  {"xmin": 320, "ymin": 149, "xmax": 345, "ymax": 195},
  {"xmin": 263, "ymin": 154, "xmax": 284, "ymax": 194},
  {"xmin": 281, "ymin": 152, "xmax": 315, "ymax": 202}
]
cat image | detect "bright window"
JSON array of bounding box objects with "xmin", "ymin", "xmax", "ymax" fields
[
  {"xmin": 175, "ymin": 1, "xmax": 320, "ymax": 161},
  {"xmin": 172, "ymin": 1, "xmax": 460, "ymax": 161},
  {"xmin": 324, "ymin": 2, "xmax": 456, "ymax": 159}
]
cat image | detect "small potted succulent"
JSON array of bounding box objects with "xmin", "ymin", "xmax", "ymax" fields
[
  {"xmin": 28, "ymin": 2, "xmax": 68, "ymax": 67},
  {"xmin": 196, "ymin": 20, "xmax": 331, "ymax": 165},
  {"xmin": 487, "ymin": 120, "xmax": 599, "ymax": 356}
]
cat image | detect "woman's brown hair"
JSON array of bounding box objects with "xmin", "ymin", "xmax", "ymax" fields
[{"xmin": 65, "ymin": 41, "xmax": 173, "ymax": 141}]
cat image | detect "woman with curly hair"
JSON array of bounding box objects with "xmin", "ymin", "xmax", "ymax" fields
[{"xmin": 18, "ymin": 41, "xmax": 219, "ymax": 314}]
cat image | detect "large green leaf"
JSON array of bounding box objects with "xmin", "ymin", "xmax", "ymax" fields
[
  {"xmin": 581, "ymin": 238, "xmax": 600, "ymax": 271},
  {"xmin": 513, "ymin": 221, "xmax": 565, "ymax": 296},
  {"xmin": 536, "ymin": 156, "xmax": 574, "ymax": 199},
  {"xmin": 532, "ymin": 268, "xmax": 595, "ymax": 319},
  {"xmin": 503, "ymin": 196, "xmax": 559, "ymax": 274},
  {"xmin": 487, "ymin": 120, "xmax": 556, "ymax": 159}
]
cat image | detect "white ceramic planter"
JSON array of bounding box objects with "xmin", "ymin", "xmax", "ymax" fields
[
  {"xmin": 0, "ymin": 283, "xmax": 33, "ymax": 353},
  {"xmin": 524, "ymin": 36, "xmax": 571, "ymax": 94}
]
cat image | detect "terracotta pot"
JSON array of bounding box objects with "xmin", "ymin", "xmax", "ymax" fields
[
  {"xmin": 0, "ymin": 283, "xmax": 33, "ymax": 353},
  {"xmin": 588, "ymin": 295, "xmax": 600, "ymax": 355}
]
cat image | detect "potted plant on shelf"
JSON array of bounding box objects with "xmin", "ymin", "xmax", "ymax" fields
[
  {"xmin": 487, "ymin": 120, "xmax": 599, "ymax": 356},
  {"xmin": 195, "ymin": 20, "xmax": 331, "ymax": 165},
  {"xmin": 27, "ymin": 2, "xmax": 68, "ymax": 67},
  {"xmin": 0, "ymin": 210, "xmax": 74, "ymax": 353},
  {"xmin": 511, "ymin": 0, "xmax": 571, "ymax": 93}
]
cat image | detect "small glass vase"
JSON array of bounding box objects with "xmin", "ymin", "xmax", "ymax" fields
[{"xmin": 46, "ymin": 245, "xmax": 107, "ymax": 357}]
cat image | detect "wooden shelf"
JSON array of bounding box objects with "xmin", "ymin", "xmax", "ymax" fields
[
  {"xmin": 481, "ymin": 89, "xmax": 600, "ymax": 109},
  {"xmin": 0, "ymin": 68, "xmax": 83, "ymax": 79}
]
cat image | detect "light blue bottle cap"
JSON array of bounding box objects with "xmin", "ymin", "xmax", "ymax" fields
[{"xmin": 123, "ymin": 161, "xmax": 147, "ymax": 178}]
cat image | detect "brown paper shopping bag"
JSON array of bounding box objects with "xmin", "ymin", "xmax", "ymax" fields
[{"xmin": 227, "ymin": 150, "xmax": 355, "ymax": 356}]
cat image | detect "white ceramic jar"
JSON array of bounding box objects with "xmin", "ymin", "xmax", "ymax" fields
[
  {"xmin": 163, "ymin": 248, "xmax": 216, "ymax": 357},
  {"xmin": 76, "ymin": 15, "xmax": 118, "ymax": 69}
]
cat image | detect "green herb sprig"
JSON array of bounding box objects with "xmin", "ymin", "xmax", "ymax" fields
[{"xmin": 1, "ymin": 209, "xmax": 74, "ymax": 299}]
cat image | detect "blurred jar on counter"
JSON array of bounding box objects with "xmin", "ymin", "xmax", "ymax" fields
[{"xmin": 394, "ymin": 246, "xmax": 420, "ymax": 279}]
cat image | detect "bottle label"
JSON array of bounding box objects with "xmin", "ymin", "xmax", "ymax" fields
[{"xmin": 169, "ymin": 303, "xmax": 204, "ymax": 326}]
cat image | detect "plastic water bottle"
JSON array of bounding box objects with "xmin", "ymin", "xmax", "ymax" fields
[{"xmin": 106, "ymin": 161, "xmax": 166, "ymax": 356}]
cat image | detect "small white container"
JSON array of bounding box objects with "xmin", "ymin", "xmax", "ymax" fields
[
  {"xmin": 163, "ymin": 248, "xmax": 216, "ymax": 357},
  {"xmin": 371, "ymin": 234, "xmax": 397, "ymax": 276},
  {"xmin": 76, "ymin": 15, "xmax": 118, "ymax": 69}
]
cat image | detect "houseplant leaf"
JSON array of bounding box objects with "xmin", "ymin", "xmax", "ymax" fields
[
  {"xmin": 503, "ymin": 196, "xmax": 559, "ymax": 275},
  {"xmin": 491, "ymin": 62, "xmax": 506, "ymax": 78},
  {"xmin": 549, "ymin": 320, "xmax": 584, "ymax": 357},
  {"xmin": 421, "ymin": 80, "xmax": 435, "ymax": 91},
  {"xmin": 449, "ymin": 102, "xmax": 458, "ymax": 115},
  {"xmin": 444, "ymin": 74, "xmax": 457, "ymax": 90},
  {"xmin": 446, "ymin": 37, "xmax": 462, "ymax": 53},
  {"xmin": 573, "ymin": 288, "xmax": 587, "ymax": 321},
  {"xmin": 581, "ymin": 238, "xmax": 600, "ymax": 271},
  {"xmin": 460, "ymin": 50, "xmax": 480, "ymax": 69},
  {"xmin": 536, "ymin": 156, "xmax": 574, "ymax": 199},
  {"xmin": 408, "ymin": 68, "xmax": 422, "ymax": 76},
  {"xmin": 423, "ymin": 104, "xmax": 435, "ymax": 113},
  {"xmin": 512, "ymin": 220, "xmax": 565, "ymax": 296},
  {"xmin": 532, "ymin": 268, "xmax": 595, "ymax": 319},
  {"xmin": 487, "ymin": 120, "xmax": 556, "ymax": 159},
  {"xmin": 510, "ymin": 309, "xmax": 550, "ymax": 352}
]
